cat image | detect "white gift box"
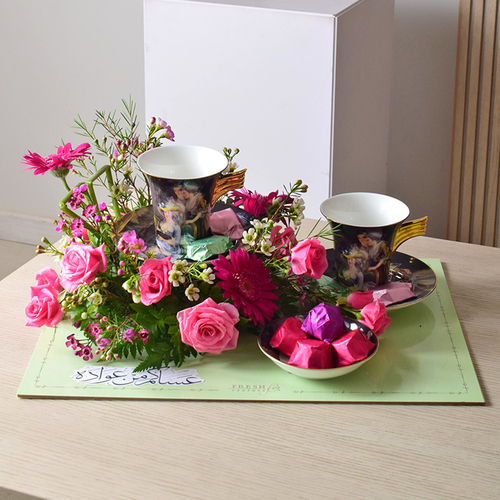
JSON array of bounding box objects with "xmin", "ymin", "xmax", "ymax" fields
[{"xmin": 144, "ymin": 0, "xmax": 394, "ymax": 219}]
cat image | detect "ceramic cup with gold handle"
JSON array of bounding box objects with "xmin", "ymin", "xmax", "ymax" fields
[
  {"xmin": 138, "ymin": 145, "xmax": 245, "ymax": 259},
  {"xmin": 320, "ymin": 192, "xmax": 427, "ymax": 291}
]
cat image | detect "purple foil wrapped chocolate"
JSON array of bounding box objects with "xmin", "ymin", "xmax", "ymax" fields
[
  {"xmin": 331, "ymin": 328, "xmax": 374, "ymax": 367},
  {"xmin": 270, "ymin": 317, "xmax": 307, "ymax": 357},
  {"xmin": 288, "ymin": 338, "xmax": 335, "ymax": 369},
  {"xmin": 302, "ymin": 303, "xmax": 347, "ymax": 342},
  {"xmin": 209, "ymin": 208, "xmax": 245, "ymax": 241}
]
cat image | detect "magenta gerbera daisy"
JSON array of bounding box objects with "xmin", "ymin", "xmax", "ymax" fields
[
  {"xmin": 213, "ymin": 248, "xmax": 279, "ymax": 325},
  {"xmin": 22, "ymin": 142, "xmax": 91, "ymax": 175}
]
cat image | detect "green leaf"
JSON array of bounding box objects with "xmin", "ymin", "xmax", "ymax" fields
[{"xmin": 133, "ymin": 354, "xmax": 165, "ymax": 373}]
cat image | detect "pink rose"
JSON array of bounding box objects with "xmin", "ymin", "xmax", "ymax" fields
[
  {"xmin": 35, "ymin": 267, "xmax": 62, "ymax": 292},
  {"xmin": 177, "ymin": 298, "xmax": 239, "ymax": 354},
  {"xmin": 347, "ymin": 291, "xmax": 374, "ymax": 310},
  {"xmin": 60, "ymin": 243, "xmax": 107, "ymax": 292},
  {"xmin": 290, "ymin": 238, "xmax": 328, "ymax": 280},
  {"xmin": 139, "ymin": 258, "xmax": 172, "ymax": 306},
  {"xmin": 25, "ymin": 284, "xmax": 64, "ymax": 327},
  {"xmin": 359, "ymin": 299, "xmax": 392, "ymax": 336}
]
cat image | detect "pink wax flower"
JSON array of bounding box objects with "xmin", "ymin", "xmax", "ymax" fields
[
  {"xmin": 122, "ymin": 329, "xmax": 136, "ymax": 343},
  {"xmin": 66, "ymin": 334, "xmax": 79, "ymax": 350},
  {"xmin": 138, "ymin": 257, "xmax": 173, "ymax": 306},
  {"xmin": 35, "ymin": 267, "xmax": 62, "ymax": 292},
  {"xmin": 82, "ymin": 204, "xmax": 97, "ymax": 218},
  {"xmin": 68, "ymin": 184, "xmax": 88, "ymax": 210},
  {"xmin": 213, "ymin": 248, "xmax": 278, "ymax": 325},
  {"xmin": 70, "ymin": 218, "xmax": 85, "ymax": 238},
  {"xmin": 22, "ymin": 142, "xmax": 91, "ymax": 175},
  {"xmin": 120, "ymin": 230, "xmax": 147, "ymax": 254},
  {"xmin": 177, "ymin": 298, "xmax": 239, "ymax": 355},
  {"xmin": 359, "ymin": 299, "xmax": 392, "ymax": 336},
  {"xmin": 87, "ymin": 322, "xmax": 103, "ymax": 338},
  {"xmin": 55, "ymin": 219, "xmax": 66, "ymax": 233},
  {"xmin": 138, "ymin": 329, "xmax": 149, "ymax": 343},
  {"xmin": 290, "ymin": 238, "xmax": 328, "ymax": 280},
  {"xmin": 76, "ymin": 345, "xmax": 93, "ymax": 361},
  {"xmin": 25, "ymin": 284, "xmax": 64, "ymax": 328},
  {"xmin": 155, "ymin": 118, "xmax": 175, "ymax": 141},
  {"xmin": 347, "ymin": 291, "xmax": 374, "ymax": 310},
  {"xmin": 60, "ymin": 243, "xmax": 107, "ymax": 292}
]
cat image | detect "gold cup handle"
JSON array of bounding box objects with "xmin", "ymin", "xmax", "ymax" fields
[
  {"xmin": 210, "ymin": 169, "xmax": 247, "ymax": 207},
  {"xmin": 392, "ymin": 216, "xmax": 428, "ymax": 252}
]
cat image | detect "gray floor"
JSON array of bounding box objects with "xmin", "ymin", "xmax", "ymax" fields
[{"xmin": 0, "ymin": 240, "xmax": 38, "ymax": 281}]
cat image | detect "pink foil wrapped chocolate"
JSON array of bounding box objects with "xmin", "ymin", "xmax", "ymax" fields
[
  {"xmin": 270, "ymin": 317, "xmax": 307, "ymax": 357},
  {"xmin": 209, "ymin": 208, "xmax": 245, "ymax": 241},
  {"xmin": 288, "ymin": 338, "xmax": 335, "ymax": 369},
  {"xmin": 331, "ymin": 328, "xmax": 374, "ymax": 367},
  {"xmin": 372, "ymin": 282, "xmax": 416, "ymax": 306},
  {"xmin": 302, "ymin": 303, "xmax": 347, "ymax": 342}
]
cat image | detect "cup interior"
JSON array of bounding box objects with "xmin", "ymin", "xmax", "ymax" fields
[
  {"xmin": 138, "ymin": 145, "xmax": 227, "ymax": 180},
  {"xmin": 320, "ymin": 192, "xmax": 410, "ymax": 227}
]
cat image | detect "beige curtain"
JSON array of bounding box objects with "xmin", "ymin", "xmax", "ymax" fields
[{"xmin": 448, "ymin": 0, "xmax": 500, "ymax": 246}]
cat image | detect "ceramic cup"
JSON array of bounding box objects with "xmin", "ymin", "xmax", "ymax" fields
[
  {"xmin": 138, "ymin": 145, "xmax": 228, "ymax": 259},
  {"xmin": 320, "ymin": 192, "xmax": 427, "ymax": 291}
]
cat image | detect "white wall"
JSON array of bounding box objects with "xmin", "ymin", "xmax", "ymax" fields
[
  {"xmin": 0, "ymin": 0, "xmax": 145, "ymax": 243},
  {"xmin": 0, "ymin": 0, "xmax": 458, "ymax": 244}
]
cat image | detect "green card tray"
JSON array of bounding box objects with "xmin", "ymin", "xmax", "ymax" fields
[{"xmin": 18, "ymin": 259, "xmax": 484, "ymax": 404}]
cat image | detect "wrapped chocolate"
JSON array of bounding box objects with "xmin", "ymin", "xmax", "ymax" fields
[
  {"xmin": 302, "ymin": 303, "xmax": 347, "ymax": 342},
  {"xmin": 270, "ymin": 317, "xmax": 307, "ymax": 357},
  {"xmin": 331, "ymin": 328, "xmax": 374, "ymax": 367},
  {"xmin": 288, "ymin": 338, "xmax": 335, "ymax": 369},
  {"xmin": 185, "ymin": 235, "xmax": 232, "ymax": 261},
  {"xmin": 210, "ymin": 208, "xmax": 245, "ymax": 241},
  {"xmin": 372, "ymin": 282, "xmax": 416, "ymax": 306}
]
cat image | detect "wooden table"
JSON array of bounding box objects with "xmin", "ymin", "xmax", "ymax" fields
[{"xmin": 1, "ymin": 233, "xmax": 499, "ymax": 500}]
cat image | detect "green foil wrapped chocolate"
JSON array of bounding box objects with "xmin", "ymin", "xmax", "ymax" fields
[{"xmin": 185, "ymin": 235, "xmax": 232, "ymax": 261}]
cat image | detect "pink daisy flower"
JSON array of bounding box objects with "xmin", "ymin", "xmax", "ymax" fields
[
  {"xmin": 22, "ymin": 143, "xmax": 91, "ymax": 175},
  {"xmin": 213, "ymin": 248, "xmax": 279, "ymax": 325}
]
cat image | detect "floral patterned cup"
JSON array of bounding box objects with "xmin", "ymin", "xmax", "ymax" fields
[
  {"xmin": 138, "ymin": 145, "xmax": 228, "ymax": 259},
  {"xmin": 320, "ymin": 192, "xmax": 427, "ymax": 291}
]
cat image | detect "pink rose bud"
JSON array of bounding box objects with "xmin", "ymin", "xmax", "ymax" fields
[
  {"xmin": 35, "ymin": 267, "xmax": 62, "ymax": 292},
  {"xmin": 347, "ymin": 291, "xmax": 374, "ymax": 310},
  {"xmin": 288, "ymin": 338, "xmax": 335, "ymax": 369},
  {"xmin": 270, "ymin": 316, "xmax": 307, "ymax": 357},
  {"xmin": 331, "ymin": 328, "xmax": 375, "ymax": 367},
  {"xmin": 359, "ymin": 300, "xmax": 392, "ymax": 336},
  {"xmin": 302, "ymin": 303, "xmax": 347, "ymax": 342},
  {"xmin": 290, "ymin": 238, "xmax": 328, "ymax": 280},
  {"xmin": 138, "ymin": 257, "xmax": 173, "ymax": 306}
]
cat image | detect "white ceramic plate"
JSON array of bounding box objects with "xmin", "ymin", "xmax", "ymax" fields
[{"xmin": 258, "ymin": 315, "xmax": 378, "ymax": 380}]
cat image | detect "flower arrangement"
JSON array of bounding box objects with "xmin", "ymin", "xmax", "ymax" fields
[{"xmin": 23, "ymin": 99, "xmax": 391, "ymax": 372}]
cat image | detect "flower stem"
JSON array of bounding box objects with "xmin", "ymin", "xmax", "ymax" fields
[{"xmin": 61, "ymin": 176, "xmax": 71, "ymax": 192}]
